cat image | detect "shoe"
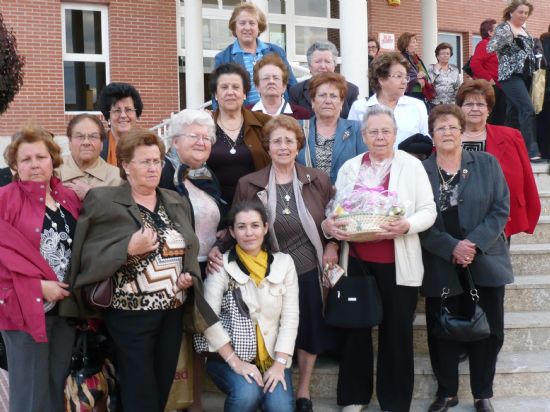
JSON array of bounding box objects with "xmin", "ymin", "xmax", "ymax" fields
[
  {"xmin": 427, "ymin": 396, "xmax": 459, "ymax": 412},
  {"xmin": 295, "ymin": 397, "xmax": 313, "ymax": 412},
  {"xmin": 474, "ymin": 399, "xmax": 495, "ymax": 412},
  {"xmin": 341, "ymin": 405, "xmax": 365, "ymax": 412},
  {"xmin": 530, "ymin": 156, "xmax": 544, "ymax": 163}
]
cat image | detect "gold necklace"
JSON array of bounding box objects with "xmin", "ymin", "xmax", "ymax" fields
[
  {"xmin": 437, "ymin": 165, "xmax": 458, "ymax": 190},
  {"xmin": 218, "ymin": 117, "xmax": 243, "ymax": 132}
]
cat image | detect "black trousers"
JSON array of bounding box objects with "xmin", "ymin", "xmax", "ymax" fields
[
  {"xmin": 425, "ymin": 285, "xmax": 505, "ymax": 399},
  {"xmin": 105, "ymin": 307, "xmax": 184, "ymax": 412},
  {"xmin": 487, "ymin": 85, "xmax": 507, "ymax": 127},
  {"xmin": 337, "ymin": 257, "xmax": 418, "ymax": 411}
]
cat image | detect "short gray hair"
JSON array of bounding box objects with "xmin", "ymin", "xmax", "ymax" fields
[
  {"xmin": 167, "ymin": 109, "xmax": 217, "ymax": 144},
  {"xmin": 361, "ymin": 104, "xmax": 397, "ymax": 131},
  {"xmin": 306, "ymin": 40, "xmax": 339, "ymax": 67}
]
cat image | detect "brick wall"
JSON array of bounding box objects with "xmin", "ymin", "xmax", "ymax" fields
[
  {"xmin": 368, "ymin": 0, "xmax": 550, "ymax": 58},
  {"xmin": 0, "ymin": 0, "xmax": 179, "ymax": 136}
]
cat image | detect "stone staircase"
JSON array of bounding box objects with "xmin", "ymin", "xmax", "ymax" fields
[{"xmin": 202, "ymin": 163, "xmax": 550, "ymax": 411}]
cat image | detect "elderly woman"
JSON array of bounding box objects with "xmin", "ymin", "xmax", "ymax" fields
[
  {"xmin": 322, "ymin": 105, "xmax": 436, "ymax": 412},
  {"xmin": 470, "ymin": 19, "xmax": 507, "ymax": 126},
  {"xmin": 248, "ymin": 53, "xmax": 311, "ymax": 120},
  {"xmin": 397, "ymin": 32, "xmax": 433, "ymax": 109},
  {"xmin": 57, "ymin": 114, "xmax": 122, "ymax": 199},
  {"xmin": 420, "ymin": 105, "xmax": 513, "ymax": 412},
  {"xmin": 208, "ymin": 63, "xmax": 271, "ymax": 210},
  {"xmin": 66, "ymin": 128, "xmax": 218, "ymax": 412},
  {"xmin": 487, "ymin": 0, "xmax": 540, "ymax": 161},
  {"xmin": 348, "ymin": 52, "xmax": 429, "ymax": 146},
  {"xmin": 296, "ymin": 72, "xmax": 367, "ymax": 184},
  {"xmin": 0, "ymin": 126, "xmax": 80, "ymax": 412},
  {"xmin": 457, "ymin": 79, "xmax": 540, "ymax": 238},
  {"xmin": 428, "ymin": 42, "xmax": 462, "ymax": 105},
  {"xmin": 289, "ymin": 40, "xmax": 359, "ymax": 119},
  {"xmin": 203, "ymin": 200, "xmax": 299, "ymax": 412},
  {"xmin": 98, "ymin": 82, "xmax": 144, "ymax": 165},
  {"xmin": 214, "ymin": 2, "xmax": 296, "ymax": 106},
  {"xmin": 223, "ymin": 115, "xmax": 337, "ymax": 412}
]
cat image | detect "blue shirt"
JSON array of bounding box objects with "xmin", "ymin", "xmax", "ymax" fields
[{"xmin": 231, "ymin": 39, "xmax": 270, "ymax": 105}]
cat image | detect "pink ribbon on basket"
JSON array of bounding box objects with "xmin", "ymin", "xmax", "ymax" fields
[{"xmin": 341, "ymin": 184, "xmax": 395, "ymax": 213}]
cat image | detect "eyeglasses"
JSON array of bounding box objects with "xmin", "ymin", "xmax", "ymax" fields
[
  {"xmin": 72, "ymin": 133, "xmax": 101, "ymax": 143},
  {"xmin": 270, "ymin": 137, "xmax": 298, "ymax": 147},
  {"xmin": 434, "ymin": 125, "xmax": 461, "ymax": 134},
  {"xmin": 462, "ymin": 102, "xmax": 488, "ymax": 109},
  {"xmin": 365, "ymin": 129, "xmax": 394, "ymax": 138},
  {"xmin": 260, "ymin": 75, "xmax": 283, "ymax": 82},
  {"xmin": 130, "ymin": 159, "xmax": 165, "ymax": 169},
  {"xmin": 110, "ymin": 107, "xmax": 137, "ymax": 118},
  {"xmin": 179, "ymin": 134, "xmax": 212, "ymax": 144},
  {"xmin": 316, "ymin": 93, "xmax": 340, "ymax": 101},
  {"xmin": 388, "ymin": 74, "xmax": 410, "ymax": 82}
]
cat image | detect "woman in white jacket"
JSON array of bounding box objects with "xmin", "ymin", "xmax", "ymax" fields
[
  {"xmin": 322, "ymin": 105, "xmax": 436, "ymax": 412},
  {"xmin": 203, "ymin": 200, "xmax": 299, "ymax": 412}
]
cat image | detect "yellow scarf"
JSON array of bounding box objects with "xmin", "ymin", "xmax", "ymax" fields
[{"xmin": 235, "ymin": 245, "xmax": 273, "ymax": 372}]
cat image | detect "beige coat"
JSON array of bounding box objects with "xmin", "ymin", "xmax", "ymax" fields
[
  {"xmin": 202, "ymin": 250, "xmax": 299, "ymax": 367},
  {"xmin": 57, "ymin": 154, "xmax": 122, "ymax": 188}
]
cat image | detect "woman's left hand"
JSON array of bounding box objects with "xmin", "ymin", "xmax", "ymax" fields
[
  {"xmin": 176, "ymin": 272, "xmax": 194, "ymax": 291},
  {"xmin": 322, "ymin": 242, "xmax": 339, "ymax": 268},
  {"xmin": 376, "ymin": 218, "xmax": 410, "ymax": 240},
  {"xmin": 263, "ymin": 362, "xmax": 287, "ymax": 393}
]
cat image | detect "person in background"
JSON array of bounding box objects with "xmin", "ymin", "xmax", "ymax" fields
[
  {"xmin": 487, "ymin": 0, "xmax": 541, "ymax": 161},
  {"xmin": 296, "ymin": 72, "xmax": 367, "ymax": 184},
  {"xmin": 397, "ymin": 32, "xmax": 433, "ymax": 109},
  {"xmin": 428, "ymin": 42, "xmax": 462, "ymax": 105},
  {"xmin": 98, "ymin": 82, "xmax": 143, "ymax": 166},
  {"xmin": 57, "ymin": 114, "xmax": 122, "ymax": 199},
  {"xmin": 214, "ymin": 2, "xmax": 296, "ymax": 107},
  {"xmin": 203, "ymin": 200, "xmax": 299, "ymax": 412},
  {"xmin": 421, "ymin": 104, "xmax": 512, "ymax": 412},
  {"xmin": 322, "ymin": 105, "xmax": 436, "ymax": 412},
  {"xmin": 0, "ymin": 167, "xmax": 11, "ymax": 186},
  {"xmin": 159, "ymin": 109, "xmax": 223, "ymax": 412},
  {"xmin": 66, "ymin": 128, "xmax": 219, "ymax": 412},
  {"xmin": 470, "ymin": 19, "xmax": 507, "ymax": 126},
  {"xmin": 289, "ymin": 40, "xmax": 359, "ymax": 119},
  {"xmin": 537, "ymin": 25, "xmax": 550, "ymax": 159},
  {"xmin": 457, "ymin": 79, "xmax": 540, "ymax": 238},
  {"xmin": 0, "ymin": 126, "xmax": 81, "ymax": 412},
  {"xmin": 368, "ymin": 36, "xmax": 380, "ymax": 61},
  {"xmin": 348, "ymin": 52, "xmax": 429, "ymax": 146},
  {"xmin": 248, "ymin": 53, "xmax": 311, "ymax": 120}
]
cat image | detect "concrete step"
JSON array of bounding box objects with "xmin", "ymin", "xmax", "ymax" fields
[
  {"xmin": 203, "ymin": 351, "xmax": 550, "ymax": 401},
  {"xmin": 409, "ymin": 311, "xmax": 550, "ymax": 354},
  {"xmin": 202, "ymin": 392, "xmax": 550, "ymax": 412},
  {"xmin": 539, "ymin": 192, "xmax": 550, "ymax": 215},
  {"xmin": 532, "ymin": 163, "xmax": 550, "ymax": 192},
  {"xmin": 511, "ymin": 216, "xmax": 550, "ymax": 244},
  {"xmin": 416, "ymin": 275, "xmax": 550, "ymax": 313},
  {"xmin": 510, "ymin": 243, "xmax": 550, "ymax": 276}
]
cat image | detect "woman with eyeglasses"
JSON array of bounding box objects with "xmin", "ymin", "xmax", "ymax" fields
[
  {"xmin": 57, "ymin": 114, "xmax": 122, "ymax": 200},
  {"xmin": 457, "ymin": 79, "xmax": 540, "ymax": 238},
  {"xmin": 98, "ymin": 82, "xmax": 144, "ymax": 166},
  {"xmin": 66, "ymin": 128, "xmax": 219, "ymax": 412},
  {"xmin": 296, "ymin": 72, "xmax": 367, "ymax": 184},
  {"xmin": 348, "ymin": 52, "xmax": 429, "ymax": 148},
  {"xmin": 427, "ymin": 42, "xmax": 462, "ymax": 106}
]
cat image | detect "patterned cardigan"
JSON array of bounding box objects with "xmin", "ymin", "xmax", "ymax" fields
[{"xmin": 487, "ymin": 22, "xmax": 536, "ymax": 82}]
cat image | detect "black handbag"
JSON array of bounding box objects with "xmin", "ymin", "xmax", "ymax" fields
[
  {"xmin": 434, "ymin": 267, "xmax": 491, "ymax": 342},
  {"xmin": 325, "ymin": 263, "xmax": 383, "ymax": 329}
]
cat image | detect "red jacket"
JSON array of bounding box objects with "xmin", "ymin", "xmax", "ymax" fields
[
  {"xmin": 486, "ymin": 125, "xmax": 540, "ymax": 236},
  {"xmin": 470, "ymin": 38, "xmax": 501, "ymax": 88},
  {"xmin": 0, "ymin": 177, "xmax": 80, "ymax": 342}
]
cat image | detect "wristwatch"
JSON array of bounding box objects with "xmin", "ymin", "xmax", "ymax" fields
[{"xmin": 275, "ymin": 356, "xmax": 287, "ymax": 365}]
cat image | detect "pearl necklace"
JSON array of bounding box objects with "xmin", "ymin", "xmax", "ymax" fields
[{"xmin": 44, "ymin": 202, "xmax": 73, "ymax": 245}]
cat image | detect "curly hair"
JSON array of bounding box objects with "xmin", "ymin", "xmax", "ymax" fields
[
  {"xmin": 209, "ymin": 62, "xmax": 251, "ymax": 96},
  {"xmin": 428, "ymin": 104, "xmax": 466, "ymax": 136},
  {"xmin": 98, "ymin": 82, "xmax": 143, "ymax": 121},
  {"xmin": 308, "ymin": 72, "xmax": 347, "ymax": 101},
  {"xmin": 369, "ymin": 52, "xmax": 410, "ymax": 94},
  {"xmin": 228, "ymin": 2, "xmax": 267, "ymax": 37},
  {"xmin": 456, "ymin": 79, "xmax": 496, "ymax": 111},
  {"xmin": 261, "ymin": 115, "xmax": 305, "ymax": 152},
  {"xmin": 253, "ymin": 53, "xmax": 289, "ymax": 87},
  {"xmin": 116, "ymin": 128, "xmax": 166, "ymax": 180}
]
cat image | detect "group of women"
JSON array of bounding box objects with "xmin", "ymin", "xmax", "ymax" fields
[{"xmin": 0, "ymin": 1, "xmax": 543, "ymax": 412}]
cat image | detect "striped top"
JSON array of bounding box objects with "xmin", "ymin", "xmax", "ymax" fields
[{"xmin": 231, "ymin": 39, "xmax": 269, "ymax": 105}]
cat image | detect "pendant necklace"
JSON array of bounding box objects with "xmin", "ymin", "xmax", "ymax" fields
[
  {"xmin": 437, "ymin": 165, "xmax": 458, "ymax": 191},
  {"xmin": 44, "ymin": 202, "xmax": 73, "ymax": 245},
  {"xmin": 278, "ymin": 183, "xmax": 293, "ymax": 215},
  {"xmin": 218, "ymin": 119, "xmax": 243, "ymax": 155}
]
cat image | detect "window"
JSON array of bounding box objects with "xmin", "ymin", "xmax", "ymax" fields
[
  {"xmin": 62, "ymin": 4, "xmax": 109, "ymax": 112},
  {"xmin": 472, "ymin": 35, "xmax": 482, "ymax": 54}
]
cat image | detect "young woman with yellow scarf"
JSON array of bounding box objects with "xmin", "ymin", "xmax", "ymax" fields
[{"xmin": 203, "ymin": 200, "xmax": 299, "ymax": 412}]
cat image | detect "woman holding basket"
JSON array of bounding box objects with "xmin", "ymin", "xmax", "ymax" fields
[{"xmin": 322, "ymin": 105, "xmax": 436, "ymax": 412}]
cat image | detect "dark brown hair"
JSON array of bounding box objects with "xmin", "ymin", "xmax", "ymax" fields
[
  {"xmin": 261, "ymin": 115, "xmax": 305, "ymax": 152},
  {"xmin": 253, "ymin": 53, "xmax": 289, "ymax": 87},
  {"xmin": 116, "ymin": 128, "xmax": 166, "ymax": 180},
  {"xmin": 428, "ymin": 104, "xmax": 466, "ymax": 136},
  {"xmin": 308, "ymin": 72, "xmax": 347, "ymax": 101},
  {"xmin": 4, "ymin": 125, "xmax": 62, "ymax": 179},
  {"xmin": 209, "ymin": 62, "xmax": 251, "ymax": 96},
  {"xmin": 397, "ymin": 32, "xmax": 417, "ymax": 54},
  {"xmin": 480, "ymin": 19, "xmax": 497, "ymax": 39},
  {"xmin": 369, "ymin": 52, "xmax": 410, "ymax": 94},
  {"xmin": 435, "ymin": 42, "xmax": 453, "ymax": 58},
  {"xmin": 66, "ymin": 114, "xmax": 108, "ymax": 142},
  {"xmin": 456, "ymin": 79, "xmax": 496, "ymax": 111}
]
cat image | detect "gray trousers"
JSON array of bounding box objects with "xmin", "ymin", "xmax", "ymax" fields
[{"xmin": 1, "ymin": 316, "xmax": 75, "ymax": 412}]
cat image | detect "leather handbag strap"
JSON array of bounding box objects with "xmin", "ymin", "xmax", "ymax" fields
[{"xmin": 441, "ymin": 267, "xmax": 479, "ymax": 303}]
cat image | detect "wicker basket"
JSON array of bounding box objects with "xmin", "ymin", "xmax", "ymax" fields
[{"xmin": 334, "ymin": 213, "xmax": 398, "ymax": 242}]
